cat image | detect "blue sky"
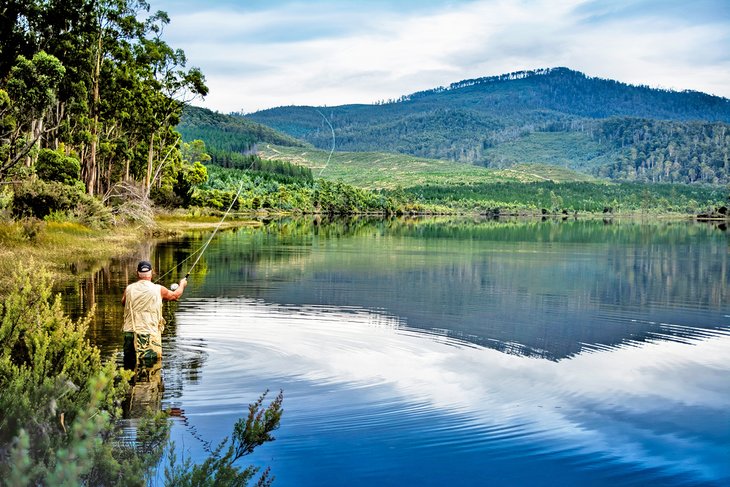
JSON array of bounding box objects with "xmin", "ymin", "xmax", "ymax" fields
[{"xmin": 155, "ymin": 0, "xmax": 730, "ymax": 113}]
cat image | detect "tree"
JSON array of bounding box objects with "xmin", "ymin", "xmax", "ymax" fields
[{"xmin": 0, "ymin": 52, "xmax": 66, "ymax": 178}]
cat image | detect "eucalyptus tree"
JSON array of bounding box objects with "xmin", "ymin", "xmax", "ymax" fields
[
  {"xmin": 0, "ymin": 0, "xmax": 207, "ymax": 200},
  {"xmin": 134, "ymin": 10, "xmax": 208, "ymax": 196},
  {"xmin": 0, "ymin": 52, "xmax": 66, "ymax": 179}
]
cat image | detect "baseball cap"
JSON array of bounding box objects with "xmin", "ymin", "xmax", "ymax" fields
[{"xmin": 137, "ymin": 260, "xmax": 152, "ymax": 272}]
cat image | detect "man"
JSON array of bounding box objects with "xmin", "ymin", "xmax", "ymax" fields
[{"xmin": 122, "ymin": 260, "xmax": 187, "ymax": 367}]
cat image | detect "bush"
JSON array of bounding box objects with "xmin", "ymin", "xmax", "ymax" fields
[
  {"xmin": 0, "ymin": 263, "xmax": 284, "ymax": 485},
  {"xmin": 35, "ymin": 148, "xmax": 81, "ymax": 185},
  {"xmin": 12, "ymin": 180, "xmax": 112, "ymax": 229},
  {"xmin": 12, "ymin": 180, "xmax": 82, "ymax": 219},
  {"xmin": 0, "ymin": 264, "xmax": 137, "ymax": 484},
  {"xmin": 0, "ymin": 185, "xmax": 12, "ymax": 220}
]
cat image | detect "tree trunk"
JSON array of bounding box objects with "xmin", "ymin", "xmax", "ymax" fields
[
  {"xmin": 86, "ymin": 33, "xmax": 103, "ymax": 196},
  {"xmin": 145, "ymin": 131, "xmax": 154, "ymax": 196}
]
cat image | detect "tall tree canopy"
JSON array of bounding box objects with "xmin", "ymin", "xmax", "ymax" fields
[{"xmin": 0, "ymin": 0, "xmax": 207, "ymax": 196}]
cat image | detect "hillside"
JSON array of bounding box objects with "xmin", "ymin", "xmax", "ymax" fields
[
  {"xmin": 245, "ymin": 68, "xmax": 730, "ymax": 184},
  {"xmin": 257, "ymin": 144, "xmax": 597, "ymax": 190},
  {"xmin": 178, "ymin": 105, "xmax": 306, "ymax": 155}
]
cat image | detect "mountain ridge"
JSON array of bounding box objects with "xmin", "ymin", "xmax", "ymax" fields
[{"xmin": 242, "ymin": 67, "xmax": 730, "ymax": 184}]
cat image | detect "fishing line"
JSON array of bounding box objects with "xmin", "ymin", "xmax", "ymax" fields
[
  {"xmin": 184, "ymin": 178, "xmax": 247, "ymax": 277},
  {"xmin": 155, "ymin": 141, "xmax": 270, "ymax": 285},
  {"xmin": 316, "ymin": 109, "xmax": 336, "ymax": 177}
]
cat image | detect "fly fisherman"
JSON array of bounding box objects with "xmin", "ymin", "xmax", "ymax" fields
[{"xmin": 122, "ymin": 260, "xmax": 187, "ymax": 367}]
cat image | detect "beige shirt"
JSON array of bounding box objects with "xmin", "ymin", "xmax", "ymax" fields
[{"xmin": 123, "ymin": 280, "xmax": 165, "ymax": 336}]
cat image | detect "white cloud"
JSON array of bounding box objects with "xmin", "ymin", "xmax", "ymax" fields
[{"xmin": 157, "ymin": 0, "xmax": 730, "ymax": 112}]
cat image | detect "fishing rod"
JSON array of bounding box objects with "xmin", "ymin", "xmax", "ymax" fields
[
  {"xmin": 159, "ymin": 118, "xmax": 323, "ymax": 288},
  {"xmin": 157, "ymin": 178, "xmax": 247, "ymax": 290}
]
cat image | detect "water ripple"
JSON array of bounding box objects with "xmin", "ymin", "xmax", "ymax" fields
[{"xmin": 159, "ymin": 297, "xmax": 730, "ymax": 486}]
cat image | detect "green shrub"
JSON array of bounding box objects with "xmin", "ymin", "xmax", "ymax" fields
[
  {"xmin": 35, "ymin": 148, "xmax": 81, "ymax": 185},
  {"xmin": 0, "ymin": 264, "xmax": 284, "ymax": 485},
  {"xmin": 12, "ymin": 180, "xmax": 112, "ymax": 228},
  {"xmin": 0, "ymin": 186, "xmax": 12, "ymax": 219},
  {"xmin": 12, "ymin": 180, "xmax": 82, "ymax": 219},
  {"xmin": 75, "ymin": 193, "xmax": 113, "ymax": 229},
  {"xmin": 0, "ymin": 264, "xmax": 136, "ymax": 484}
]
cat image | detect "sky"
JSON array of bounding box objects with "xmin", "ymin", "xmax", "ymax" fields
[{"xmin": 154, "ymin": 0, "xmax": 730, "ymax": 114}]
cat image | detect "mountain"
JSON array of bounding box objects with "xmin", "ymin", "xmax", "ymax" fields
[{"xmin": 245, "ymin": 68, "xmax": 730, "ymax": 184}]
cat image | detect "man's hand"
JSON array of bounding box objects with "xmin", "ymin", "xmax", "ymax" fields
[{"xmin": 162, "ymin": 278, "xmax": 187, "ymax": 301}]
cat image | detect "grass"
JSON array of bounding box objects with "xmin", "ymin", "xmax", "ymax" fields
[
  {"xmin": 0, "ymin": 221, "xmax": 143, "ymax": 294},
  {"xmin": 257, "ymin": 144, "xmax": 595, "ymax": 190},
  {"xmin": 0, "ymin": 216, "xmax": 262, "ymax": 295}
]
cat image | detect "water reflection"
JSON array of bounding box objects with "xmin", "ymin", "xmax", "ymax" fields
[
  {"xmin": 169, "ymin": 297, "xmax": 730, "ymax": 486},
  {"xmin": 62, "ymin": 217, "xmax": 730, "ymax": 485},
  {"xmin": 174, "ymin": 217, "xmax": 729, "ymax": 360}
]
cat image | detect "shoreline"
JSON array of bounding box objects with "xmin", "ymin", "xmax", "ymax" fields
[{"xmin": 0, "ymin": 209, "xmax": 723, "ymax": 295}]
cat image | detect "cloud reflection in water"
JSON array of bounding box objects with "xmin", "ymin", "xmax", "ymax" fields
[{"xmin": 169, "ymin": 297, "xmax": 730, "ymax": 486}]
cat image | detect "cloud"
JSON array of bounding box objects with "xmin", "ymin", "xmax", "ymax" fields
[{"xmin": 154, "ymin": 0, "xmax": 730, "ymax": 112}]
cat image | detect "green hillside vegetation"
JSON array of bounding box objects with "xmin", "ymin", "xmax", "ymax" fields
[
  {"xmin": 193, "ymin": 163, "xmax": 401, "ymax": 215},
  {"xmin": 483, "ymin": 132, "xmax": 614, "ymax": 169},
  {"xmin": 246, "ymin": 68, "xmax": 730, "ymax": 184},
  {"xmin": 256, "ymin": 144, "xmax": 595, "ymax": 189},
  {"xmin": 254, "ymin": 144, "xmax": 724, "ymax": 214},
  {"xmin": 177, "ymin": 105, "xmax": 305, "ymax": 155},
  {"xmin": 588, "ymin": 118, "xmax": 730, "ymax": 183}
]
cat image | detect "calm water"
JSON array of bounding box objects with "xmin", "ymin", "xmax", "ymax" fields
[{"xmin": 66, "ymin": 217, "xmax": 730, "ymax": 486}]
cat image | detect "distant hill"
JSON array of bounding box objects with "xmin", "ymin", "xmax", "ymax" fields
[
  {"xmin": 178, "ymin": 105, "xmax": 305, "ymax": 155},
  {"xmin": 245, "ymin": 68, "xmax": 730, "ymax": 184}
]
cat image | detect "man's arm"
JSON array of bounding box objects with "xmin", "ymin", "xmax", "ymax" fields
[{"xmin": 161, "ymin": 278, "xmax": 188, "ymax": 301}]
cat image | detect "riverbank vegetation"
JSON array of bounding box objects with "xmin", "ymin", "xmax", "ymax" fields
[{"xmin": 0, "ymin": 264, "xmax": 283, "ymax": 485}]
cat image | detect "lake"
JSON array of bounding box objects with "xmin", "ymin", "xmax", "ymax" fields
[{"xmin": 66, "ymin": 217, "xmax": 730, "ymax": 486}]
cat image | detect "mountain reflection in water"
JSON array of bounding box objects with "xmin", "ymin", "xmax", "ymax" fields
[{"xmin": 64, "ymin": 217, "xmax": 729, "ymax": 486}]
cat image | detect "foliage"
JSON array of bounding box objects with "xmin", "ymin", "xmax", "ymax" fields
[
  {"xmin": 178, "ymin": 104, "xmax": 304, "ymax": 154},
  {"xmin": 400, "ymin": 180, "xmax": 726, "ymax": 214},
  {"xmin": 164, "ymin": 390, "xmax": 284, "ymax": 487},
  {"xmin": 12, "ymin": 179, "xmax": 112, "ymax": 228},
  {"xmin": 589, "ymin": 118, "xmax": 730, "ymax": 184},
  {"xmin": 177, "ymin": 108, "xmax": 313, "ymax": 182},
  {"xmin": 0, "ymin": 52, "xmax": 66, "ymax": 176},
  {"xmin": 0, "ymin": 264, "xmax": 138, "ymax": 484},
  {"xmin": 0, "ymin": 0, "xmax": 208, "ymax": 198},
  {"xmin": 256, "ymin": 144, "xmax": 594, "ymax": 189},
  {"xmin": 194, "ymin": 164, "xmax": 400, "ymax": 214},
  {"xmin": 0, "ymin": 185, "xmax": 12, "ymax": 218},
  {"xmin": 36, "ymin": 148, "xmax": 81, "ymax": 185},
  {"xmin": 0, "ymin": 264, "xmax": 284, "ymax": 485}
]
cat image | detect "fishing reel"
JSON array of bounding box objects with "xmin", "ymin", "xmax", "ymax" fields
[{"xmin": 169, "ymin": 274, "xmax": 189, "ymax": 291}]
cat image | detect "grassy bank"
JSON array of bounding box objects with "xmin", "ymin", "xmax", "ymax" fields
[
  {"xmin": 0, "ymin": 215, "xmax": 266, "ymax": 295},
  {"xmin": 0, "ymin": 221, "xmax": 143, "ymax": 293}
]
